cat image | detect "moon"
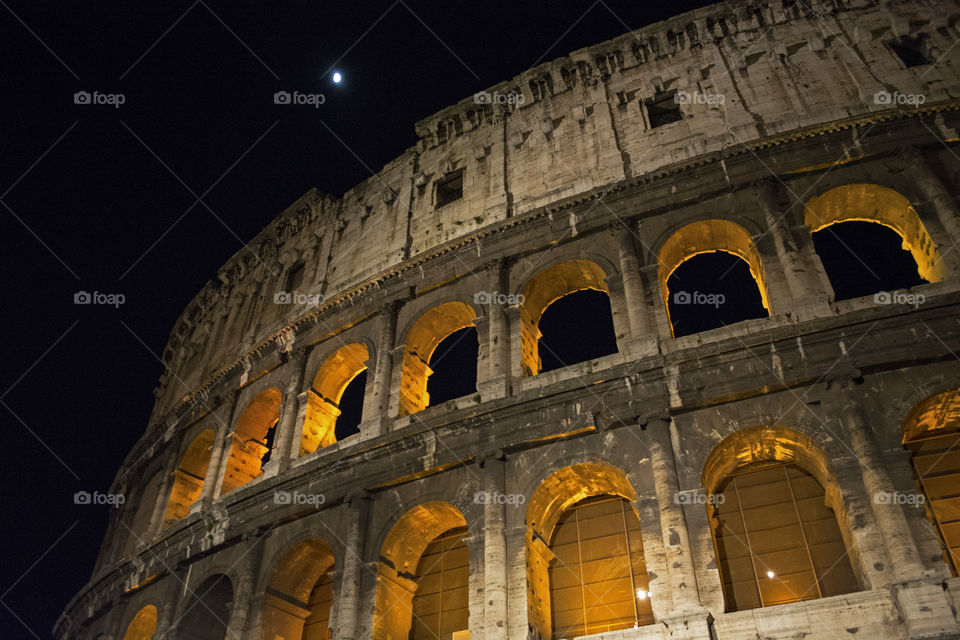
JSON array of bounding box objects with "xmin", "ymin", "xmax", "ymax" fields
[{"xmin": 332, "ymin": 71, "xmax": 342, "ymax": 84}]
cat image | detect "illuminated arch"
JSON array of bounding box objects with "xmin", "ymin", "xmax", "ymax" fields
[
  {"xmin": 260, "ymin": 538, "xmax": 336, "ymax": 640},
  {"xmin": 398, "ymin": 302, "xmax": 477, "ymax": 416},
  {"xmin": 162, "ymin": 429, "xmax": 214, "ymax": 528},
  {"xmin": 519, "ymin": 260, "xmax": 612, "ymax": 376},
  {"xmin": 805, "ymin": 184, "xmax": 945, "ymax": 284},
  {"xmin": 657, "ymin": 220, "xmax": 770, "ymax": 336},
  {"xmin": 220, "ymin": 387, "xmax": 282, "ymax": 495},
  {"xmin": 301, "ymin": 343, "xmax": 370, "ymax": 455},
  {"xmin": 525, "ymin": 462, "xmax": 649, "ymax": 639},
  {"xmin": 122, "ymin": 605, "xmax": 157, "ymax": 640},
  {"xmin": 372, "ymin": 502, "xmax": 468, "ymax": 640},
  {"xmin": 702, "ymin": 426, "xmax": 858, "ymax": 611},
  {"xmin": 902, "ymin": 387, "xmax": 960, "ymax": 575},
  {"xmin": 124, "ymin": 470, "xmax": 163, "ymax": 555}
]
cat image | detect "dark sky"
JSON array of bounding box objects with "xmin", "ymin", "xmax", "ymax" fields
[{"xmin": 2, "ymin": 2, "xmax": 728, "ymax": 637}]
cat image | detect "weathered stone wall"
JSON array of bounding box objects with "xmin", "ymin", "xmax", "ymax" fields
[{"xmin": 57, "ymin": 0, "xmax": 960, "ymax": 639}]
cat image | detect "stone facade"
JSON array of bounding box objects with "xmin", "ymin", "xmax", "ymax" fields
[{"xmin": 58, "ymin": 0, "xmax": 960, "ymax": 638}]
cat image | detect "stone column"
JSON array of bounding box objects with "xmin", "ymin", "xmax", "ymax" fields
[
  {"xmin": 226, "ymin": 531, "xmax": 267, "ymax": 640},
  {"xmin": 505, "ymin": 305, "xmax": 528, "ymax": 380},
  {"xmin": 645, "ymin": 416, "xmax": 702, "ymax": 613},
  {"xmin": 832, "ymin": 376, "xmax": 925, "ymax": 581},
  {"xmin": 908, "ymin": 147, "xmax": 960, "ymax": 260},
  {"xmin": 643, "ymin": 264, "xmax": 674, "ymax": 341},
  {"xmin": 263, "ymin": 348, "xmax": 308, "ymax": 476},
  {"xmin": 612, "ymin": 227, "xmax": 659, "ymax": 360},
  {"xmin": 480, "ymin": 450, "xmax": 508, "ymax": 640},
  {"xmin": 335, "ymin": 490, "xmax": 371, "ymax": 640},
  {"xmin": 477, "ymin": 260, "xmax": 511, "ymax": 400},
  {"xmin": 197, "ymin": 422, "xmax": 229, "ymax": 508},
  {"xmin": 360, "ymin": 303, "xmax": 398, "ymax": 435},
  {"xmin": 148, "ymin": 440, "xmax": 181, "ymax": 537},
  {"xmin": 755, "ymin": 180, "xmax": 832, "ymax": 320}
]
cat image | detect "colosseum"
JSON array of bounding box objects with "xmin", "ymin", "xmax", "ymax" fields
[{"xmin": 57, "ymin": 0, "xmax": 960, "ymax": 638}]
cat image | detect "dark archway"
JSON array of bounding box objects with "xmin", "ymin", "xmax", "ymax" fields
[
  {"xmin": 425, "ymin": 326, "xmax": 478, "ymax": 405},
  {"xmin": 179, "ymin": 573, "xmax": 233, "ymax": 640},
  {"xmin": 538, "ymin": 289, "xmax": 617, "ymax": 373},
  {"xmin": 335, "ymin": 370, "xmax": 366, "ymax": 441},
  {"xmin": 812, "ymin": 221, "xmax": 927, "ymax": 301},
  {"xmin": 666, "ymin": 252, "xmax": 767, "ymax": 337}
]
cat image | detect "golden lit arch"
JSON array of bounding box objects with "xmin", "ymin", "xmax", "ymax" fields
[
  {"xmin": 702, "ymin": 426, "xmax": 858, "ymax": 611},
  {"xmin": 373, "ymin": 502, "xmax": 468, "ymax": 640},
  {"xmin": 220, "ymin": 387, "xmax": 281, "ymax": 495},
  {"xmin": 519, "ymin": 260, "xmax": 610, "ymax": 376},
  {"xmin": 398, "ymin": 302, "xmax": 476, "ymax": 416},
  {"xmin": 261, "ymin": 538, "xmax": 336, "ymax": 640},
  {"xmin": 902, "ymin": 387, "xmax": 960, "ymax": 575},
  {"xmin": 657, "ymin": 219, "xmax": 770, "ymax": 335},
  {"xmin": 162, "ymin": 429, "xmax": 214, "ymax": 528},
  {"xmin": 122, "ymin": 605, "xmax": 157, "ymax": 640},
  {"xmin": 525, "ymin": 462, "xmax": 643, "ymax": 639},
  {"xmin": 805, "ymin": 184, "xmax": 945, "ymax": 283},
  {"xmin": 301, "ymin": 343, "xmax": 370, "ymax": 455}
]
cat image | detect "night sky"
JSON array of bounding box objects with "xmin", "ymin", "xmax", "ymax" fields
[{"xmin": 0, "ymin": 2, "xmax": 914, "ymax": 637}]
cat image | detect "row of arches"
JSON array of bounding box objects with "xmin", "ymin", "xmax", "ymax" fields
[{"xmin": 119, "ymin": 386, "xmax": 960, "ymax": 640}]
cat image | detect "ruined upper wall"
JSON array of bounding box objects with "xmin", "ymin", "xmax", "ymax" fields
[{"xmin": 155, "ymin": 0, "xmax": 960, "ymax": 415}]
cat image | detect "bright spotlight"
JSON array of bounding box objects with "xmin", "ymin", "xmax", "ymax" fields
[
  {"xmin": 766, "ymin": 571, "xmax": 775, "ymax": 579},
  {"xmin": 636, "ymin": 589, "xmax": 648, "ymax": 600}
]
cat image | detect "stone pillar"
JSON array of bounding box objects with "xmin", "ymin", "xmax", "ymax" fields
[
  {"xmin": 832, "ymin": 376, "xmax": 925, "ymax": 580},
  {"xmin": 361, "ymin": 303, "xmax": 398, "ymax": 435},
  {"xmin": 755, "ymin": 180, "xmax": 832, "ymax": 320},
  {"xmin": 226, "ymin": 532, "xmax": 267, "ymax": 640},
  {"xmin": 612, "ymin": 227, "xmax": 660, "ymax": 358},
  {"xmin": 479, "ymin": 450, "xmax": 508, "ymax": 640},
  {"xmin": 477, "ymin": 260, "xmax": 511, "ymax": 400},
  {"xmin": 197, "ymin": 422, "xmax": 229, "ymax": 507},
  {"xmin": 505, "ymin": 305, "xmax": 527, "ymax": 380},
  {"xmin": 147, "ymin": 440, "xmax": 181, "ymax": 537},
  {"xmin": 263, "ymin": 348, "xmax": 308, "ymax": 476},
  {"xmin": 335, "ymin": 490, "xmax": 370, "ymax": 640},
  {"xmin": 643, "ymin": 264, "xmax": 674, "ymax": 341},
  {"xmin": 645, "ymin": 416, "xmax": 702, "ymax": 613},
  {"xmin": 504, "ymin": 525, "xmax": 529, "ymax": 640},
  {"xmin": 908, "ymin": 146, "xmax": 960, "ymax": 268}
]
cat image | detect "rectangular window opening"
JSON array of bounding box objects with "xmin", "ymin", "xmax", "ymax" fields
[
  {"xmin": 646, "ymin": 92, "xmax": 683, "ymax": 128},
  {"xmin": 436, "ymin": 170, "xmax": 464, "ymax": 208}
]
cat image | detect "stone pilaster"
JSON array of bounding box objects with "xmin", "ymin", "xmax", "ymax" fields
[
  {"xmin": 479, "ymin": 450, "xmax": 508, "ymax": 640},
  {"xmin": 262, "ymin": 348, "xmax": 308, "ymax": 476},
  {"xmin": 360, "ymin": 302, "xmax": 399, "ymax": 436},
  {"xmin": 335, "ymin": 490, "xmax": 370, "ymax": 640}
]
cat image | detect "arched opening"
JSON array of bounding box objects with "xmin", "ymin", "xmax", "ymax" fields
[
  {"xmin": 373, "ymin": 502, "xmax": 469, "ymax": 640},
  {"xmin": 666, "ymin": 252, "xmax": 768, "ymax": 337},
  {"xmin": 221, "ymin": 387, "xmax": 282, "ymax": 494},
  {"xmin": 805, "ymin": 184, "xmax": 944, "ymax": 300},
  {"xmin": 122, "ymin": 605, "xmax": 157, "ymax": 640},
  {"xmin": 425, "ymin": 327, "xmax": 478, "ymax": 405},
  {"xmin": 180, "ymin": 573, "xmax": 233, "ymax": 640},
  {"xmin": 124, "ymin": 471, "xmax": 163, "ymax": 556},
  {"xmin": 703, "ymin": 426, "xmax": 859, "ymax": 612},
  {"xmin": 902, "ymin": 387, "xmax": 960, "ymax": 576},
  {"xmin": 398, "ymin": 303, "xmax": 477, "ymax": 416},
  {"xmin": 162, "ymin": 429, "xmax": 214, "ymax": 528},
  {"xmin": 526, "ymin": 462, "xmax": 651, "ymax": 639},
  {"xmin": 301, "ymin": 343, "xmax": 370, "ymax": 455},
  {"xmin": 261, "ymin": 538, "xmax": 337, "ymax": 640},
  {"xmin": 657, "ymin": 220, "xmax": 770, "ymax": 338},
  {"xmin": 520, "ymin": 260, "xmax": 617, "ymax": 376}
]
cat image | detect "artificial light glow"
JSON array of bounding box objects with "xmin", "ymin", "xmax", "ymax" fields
[
  {"xmin": 766, "ymin": 570, "xmax": 775, "ymax": 579},
  {"xmin": 332, "ymin": 71, "xmax": 342, "ymax": 83},
  {"xmin": 636, "ymin": 589, "xmax": 648, "ymax": 600}
]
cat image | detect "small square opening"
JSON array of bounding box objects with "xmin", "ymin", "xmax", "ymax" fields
[
  {"xmin": 646, "ymin": 92, "xmax": 683, "ymax": 128},
  {"xmin": 436, "ymin": 170, "xmax": 464, "ymax": 208},
  {"xmin": 888, "ymin": 35, "xmax": 932, "ymax": 68}
]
